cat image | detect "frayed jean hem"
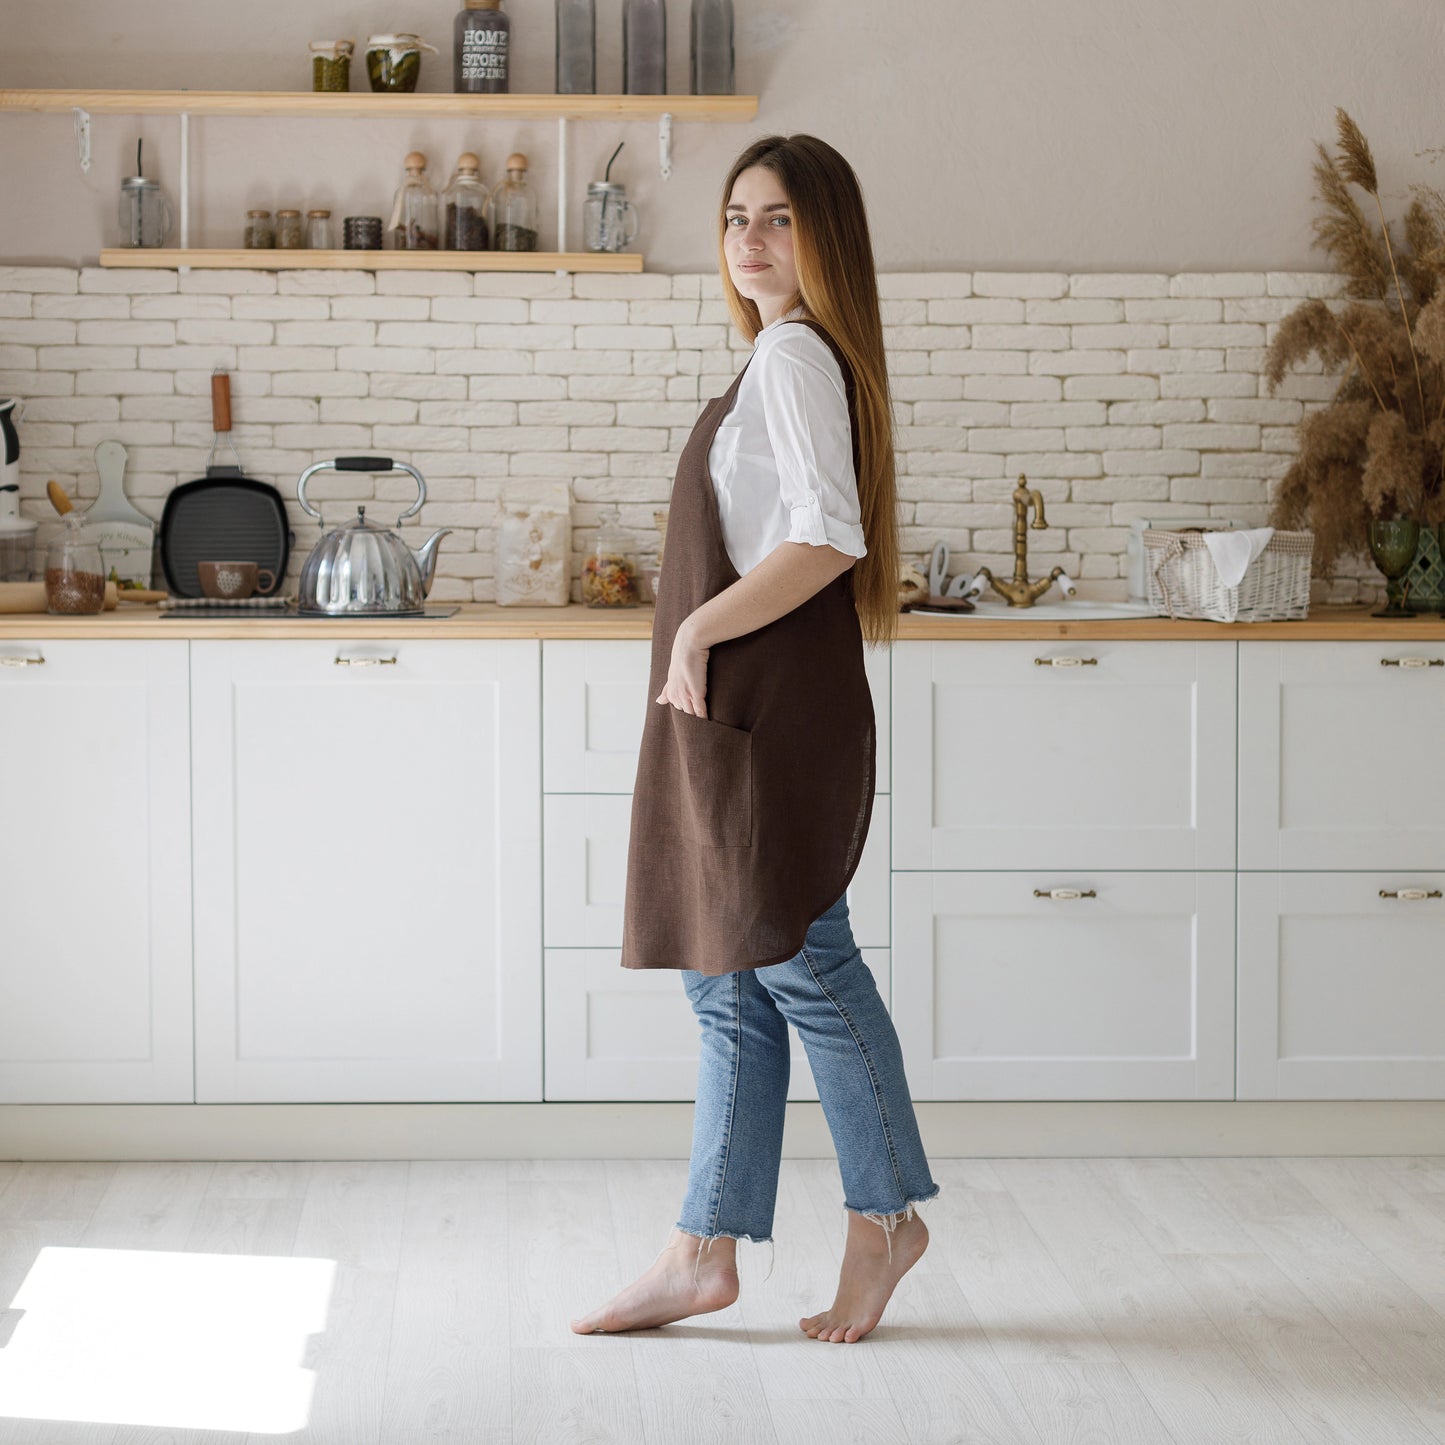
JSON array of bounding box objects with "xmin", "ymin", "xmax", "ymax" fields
[
  {"xmin": 842, "ymin": 1181, "xmax": 943, "ymax": 1266},
  {"xmin": 674, "ymin": 1223, "xmax": 776, "ymax": 1285}
]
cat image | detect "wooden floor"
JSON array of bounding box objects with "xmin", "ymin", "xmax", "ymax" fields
[{"xmin": 1, "ymin": 1155, "xmax": 1445, "ymax": 1443}]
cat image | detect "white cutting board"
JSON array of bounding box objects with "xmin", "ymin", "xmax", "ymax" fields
[{"xmin": 86, "ymin": 441, "xmax": 154, "ymax": 587}]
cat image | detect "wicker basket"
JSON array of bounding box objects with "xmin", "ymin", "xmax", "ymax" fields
[{"xmin": 1143, "ymin": 528, "xmax": 1313, "ymax": 622}]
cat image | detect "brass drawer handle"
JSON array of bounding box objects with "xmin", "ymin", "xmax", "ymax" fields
[
  {"xmin": 0, "ymin": 654, "xmax": 45, "ymax": 667},
  {"xmin": 334, "ymin": 655, "xmax": 398, "ymax": 667},
  {"xmin": 1380, "ymin": 657, "xmax": 1443, "ymax": 668},
  {"xmin": 1379, "ymin": 888, "xmax": 1442, "ymax": 900},
  {"xmin": 1033, "ymin": 888, "xmax": 1097, "ymax": 900},
  {"xmin": 1034, "ymin": 656, "xmax": 1098, "ymax": 668}
]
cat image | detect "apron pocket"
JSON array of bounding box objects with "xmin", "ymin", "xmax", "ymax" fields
[{"xmin": 668, "ymin": 708, "xmax": 753, "ymax": 848}]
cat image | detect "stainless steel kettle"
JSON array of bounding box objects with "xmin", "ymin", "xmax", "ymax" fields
[{"xmin": 296, "ymin": 456, "xmax": 451, "ymax": 615}]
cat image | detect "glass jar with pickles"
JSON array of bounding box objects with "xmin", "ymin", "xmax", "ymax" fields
[
  {"xmin": 365, "ymin": 33, "xmax": 438, "ymax": 92},
  {"xmin": 310, "ymin": 39, "xmax": 354, "ymax": 91},
  {"xmin": 582, "ymin": 505, "xmax": 641, "ymax": 607}
]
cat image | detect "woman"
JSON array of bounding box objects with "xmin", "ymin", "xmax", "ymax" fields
[{"xmin": 571, "ymin": 134, "xmax": 940, "ymax": 1345}]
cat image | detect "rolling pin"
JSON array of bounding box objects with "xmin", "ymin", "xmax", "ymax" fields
[{"xmin": 0, "ymin": 581, "xmax": 120, "ymax": 613}]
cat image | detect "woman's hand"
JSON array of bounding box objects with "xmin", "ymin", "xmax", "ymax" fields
[{"xmin": 656, "ymin": 620, "xmax": 711, "ymax": 717}]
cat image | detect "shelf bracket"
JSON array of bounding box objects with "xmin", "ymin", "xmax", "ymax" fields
[
  {"xmin": 556, "ymin": 114, "xmax": 569, "ymax": 273},
  {"xmin": 72, "ymin": 106, "xmax": 91, "ymax": 173},
  {"xmin": 658, "ymin": 112, "xmax": 673, "ymax": 181}
]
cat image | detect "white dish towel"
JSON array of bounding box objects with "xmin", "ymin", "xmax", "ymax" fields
[{"xmin": 1203, "ymin": 526, "xmax": 1274, "ymax": 588}]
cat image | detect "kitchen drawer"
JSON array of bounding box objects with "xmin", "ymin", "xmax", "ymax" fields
[
  {"xmin": 892, "ymin": 870, "xmax": 1235, "ymax": 1101},
  {"xmin": 892, "ymin": 640, "xmax": 1236, "ymax": 871},
  {"xmin": 542, "ymin": 639, "xmax": 890, "ymax": 794},
  {"xmin": 1238, "ymin": 872, "xmax": 1445, "ymax": 1099},
  {"xmin": 543, "ymin": 793, "xmax": 891, "ymax": 950},
  {"xmin": 543, "ymin": 948, "xmax": 890, "ymax": 1102},
  {"xmin": 1239, "ymin": 642, "xmax": 1445, "ymax": 870}
]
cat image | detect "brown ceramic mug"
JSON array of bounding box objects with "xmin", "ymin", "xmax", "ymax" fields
[{"xmin": 197, "ymin": 560, "xmax": 276, "ymax": 599}]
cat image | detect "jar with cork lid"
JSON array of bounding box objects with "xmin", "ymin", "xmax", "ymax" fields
[
  {"xmin": 443, "ymin": 154, "xmax": 491, "ymax": 250},
  {"xmin": 491, "ymin": 154, "xmax": 538, "ymax": 251},
  {"xmin": 388, "ymin": 152, "xmax": 440, "ymax": 250}
]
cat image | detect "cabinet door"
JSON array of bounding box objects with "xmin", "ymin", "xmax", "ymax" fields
[
  {"xmin": 544, "ymin": 949, "xmax": 891, "ymax": 1103},
  {"xmin": 544, "ymin": 794, "xmax": 891, "ymax": 951},
  {"xmin": 0, "ymin": 640, "xmax": 192, "ymax": 1103},
  {"xmin": 542, "ymin": 639, "xmax": 890, "ymax": 794},
  {"xmin": 191, "ymin": 639, "xmax": 541, "ymax": 1102},
  {"xmin": 1238, "ymin": 872, "xmax": 1445, "ymax": 1099},
  {"xmin": 1240, "ymin": 643, "xmax": 1445, "ymax": 870},
  {"xmin": 892, "ymin": 871, "xmax": 1235, "ymax": 1101},
  {"xmin": 892, "ymin": 640, "xmax": 1236, "ymax": 871}
]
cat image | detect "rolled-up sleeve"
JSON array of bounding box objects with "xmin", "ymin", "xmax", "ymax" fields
[{"xmin": 757, "ymin": 328, "xmax": 868, "ymax": 560}]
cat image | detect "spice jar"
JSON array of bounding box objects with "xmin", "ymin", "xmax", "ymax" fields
[
  {"xmin": 491, "ymin": 153, "xmax": 539, "ymax": 252},
  {"xmin": 582, "ymin": 504, "xmax": 640, "ymax": 608},
  {"xmin": 275, "ymin": 210, "xmax": 304, "ymax": 249},
  {"xmin": 310, "ymin": 39, "xmax": 354, "ymax": 91},
  {"xmin": 243, "ymin": 209, "xmax": 275, "ymax": 248},
  {"xmin": 495, "ymin": 482, "xmax": 570, "ymax": 606},
  {"xmin": 305, "ymin": 209, "xmax": 335, "ymax": 249},
  {"xmin": 45, "ymin": 513, "xmax": 107, "ymax": 615},
  {"xmin": 443, "ymin": 153, "xmax": 491, "ymax": 250},
  {"xmin": 388, "ymin": 152, "xmax": 440, "ymax": 250},
  {"xmin": 365, "ymin": 34, "xmax": 437, "ymax": 92}
]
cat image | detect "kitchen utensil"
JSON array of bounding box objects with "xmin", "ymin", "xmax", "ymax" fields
[
  {"xmin": 114, "ymin": 588, "xmax": 166, "ymax": 604},
  {"xmin": 0, "ymin": 399, "xmax": 37, "ymax": 582},
  {"xmin": 197, "ymin": 560, "xmax": 276, "ymax": 599},
  {"xmin": 85, "ymin": 441, "xmax": 155, "ymax": 587},
  {"xmin": 159, "ymin": 373, "xmax": 291, "ymax": 598},
  {"xmin": 0, "ymin": 580, "xmax": 119, "ymax": 613},
  {"xmin": 296, "ymin": 456, "xmax": 451, "ymax": 615}
]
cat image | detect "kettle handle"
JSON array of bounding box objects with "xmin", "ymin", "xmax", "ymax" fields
[{"xmin": 297, "ymin": 456, "xmax": 428, "ymax": 525}]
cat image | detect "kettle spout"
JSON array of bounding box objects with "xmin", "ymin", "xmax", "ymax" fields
[{"xmin": 412, "ymin": 529, "xmax": 452, "ymax": 595}]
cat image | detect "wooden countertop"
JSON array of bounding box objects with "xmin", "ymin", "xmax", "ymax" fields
[{"xmin": 3, "ymin": 602, "xmax": 1445, "ymax": 641}]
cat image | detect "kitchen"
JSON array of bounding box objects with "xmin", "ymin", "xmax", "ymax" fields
[{"xmin": 3, "ymin": 0, "xmax": 1445, "ymax": 1440}]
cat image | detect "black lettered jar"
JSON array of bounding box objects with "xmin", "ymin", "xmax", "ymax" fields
[{"xmin": 455, "ymin": 0, "xmax": 510, "ymax": 93}]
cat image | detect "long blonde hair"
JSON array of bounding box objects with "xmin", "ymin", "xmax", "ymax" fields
[{"xmin": 717, "ymin": 134, "xmax": 899, "ymax": 647}]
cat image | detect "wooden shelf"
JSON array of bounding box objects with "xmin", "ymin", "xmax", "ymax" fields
[
  {"xmin": 0, "ymin": 89, "xmax": 757, "ymax": 122},
  {"xmin": 98, "ymin": 248, "xmax": 643, "ymax": 273}
]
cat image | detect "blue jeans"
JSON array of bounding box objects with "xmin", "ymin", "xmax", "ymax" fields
[{"xmin": 676, "ymin": 891, "xmax": 940, "ymax": 1280}]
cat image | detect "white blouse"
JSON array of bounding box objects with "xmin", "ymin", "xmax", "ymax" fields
[{"xmin": 706, "ymin": 308, "xmax": 869, "ymax": 578}]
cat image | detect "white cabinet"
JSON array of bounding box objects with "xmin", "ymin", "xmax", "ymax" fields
[
  {"xmin": 1240, "ymin": 642, "xmax": 1445, "ymax": 871},
  {"xmin": 892, "ymin": 640, "xmax": 1236, "ymax": 870},
  {"xmin": 0, "ymin": 640, "xmax": 193, "ymax": 1103},
  {"xmin": 1238, "ymin": 873, "xmax": 1445, "ymax": 1098},
  {"xmin": 543, "ymin": 949, "xmax": 891, "ymax": 1102},
  {"xmin": 893, "ymin": 871, "xmax": 1235, "ymax": 1101},
  {"xmin": 190, "ymin": 639, "xmax": 541, "ymax": 1102}
]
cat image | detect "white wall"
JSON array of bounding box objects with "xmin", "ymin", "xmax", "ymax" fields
[{"xmin": 2, "ymin": 0, "xmax": 1442, "ymax": 269}]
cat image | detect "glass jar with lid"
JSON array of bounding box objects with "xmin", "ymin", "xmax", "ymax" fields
[
  {"xmin": 243, "ymin": 209, "xmax": 275, "ymax": 248},
  {"xmin": 365, "ymin": 33, "xmax": 437, "ymax": 92},
  {"xmin": 491, "ymin": 153, "xmax": 538, "ymax": 251},
  {"xmin": 309, "ymin": 39, "xmax": 354, "ymax": 91},
  {"xmin": 582, "ymin": 504, "xmax": 640, "ymax": 608},
  {"xmin": 305, "ymin": 209, "xmax": 335, "ymax": 249},
  {"xmin": 275, "ymin": 209, "xmax": 304, "ymax": 248},
  {"xmin": 45, "ymin": 513, "xmax": 107, "ymax": 615},
  {"xmin": 442, "ymin": 153, "xmax": 491, "ymax": 250},
  {"xmin": 388, "ymin": 152, "xmax": 440, "ymax": 250},
  {"xmin": 118, "ymin": 175, "xmax": 172, "ymax": 248}
]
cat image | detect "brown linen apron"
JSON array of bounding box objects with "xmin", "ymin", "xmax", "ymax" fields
[{"xmin": 619, "ymin": 318, "xmax": 876, "ymax": 976}]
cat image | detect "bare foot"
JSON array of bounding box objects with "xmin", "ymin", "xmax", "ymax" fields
[
  {"xmin": 800, "ymin": 1207, "xmax": 929, "ymax": 1343},
  {"xmin": 570, "ymin": 1228, "xmax": 739, "ymax": 1334}
]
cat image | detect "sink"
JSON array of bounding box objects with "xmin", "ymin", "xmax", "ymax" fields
[{"xmin": 937, "ymin": 598, "xmax": 1159, "ymax": 621}]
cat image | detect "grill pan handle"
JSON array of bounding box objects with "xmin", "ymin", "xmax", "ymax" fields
[{"xmin": 297, "ymin": 456, "xmax": 428, "ymax": 526}]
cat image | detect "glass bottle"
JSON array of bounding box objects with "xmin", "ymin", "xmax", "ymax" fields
[
  {"xmin": 305, "ymin": 209, "xmax": 335, "ymax": 249},
  {"xmin": 583, "ymin": 505, "xmax": 640, "ymax": 607},
  {"xmin": 45, "ymin": 513, "xmax": 107, "ymax": 615},
  {"xmin": 388, "ymin": 152, "xmax": 440, "ymax": 251},
  {"xmin": 443, "ymin": 153, "xmax": 491, "ymax": 250},
  {"xmin": 690, "ymin": 0, "xmax": 734, "ymax": 94},
  {"xmin": 454, "ymin": 0, "xmax": 510, "ymax": 93},
  {"xmin": 275, "ymin": 209, "xmax": 304, "ymax": 249},
  {"xmin": 243, "ymin": 209, "xmax": 274, "ymax": 248},
  {"xmin": 555, "ymin": 0, "xmax": 596, "ymax": 94},
  {"xmin": 623, "ymin": 0, "xmax": 666, "ymax": 93},
  {"xmin": 491, "ymin": 154, "xmax": 539, "ymax": 251}
]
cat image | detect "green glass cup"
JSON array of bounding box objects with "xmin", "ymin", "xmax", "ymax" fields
[{"xmin": 1367, "ymin": 518, "xmax": 1420, "ymax": 618}]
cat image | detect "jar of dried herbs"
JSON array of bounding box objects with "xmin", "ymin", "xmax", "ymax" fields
[
  {"xmin": 491, "ymin": 153, "xmax": 539, "ymax": 252},
  {"xmin": 443, "ymin": 153, "xmax": 491, "ymax": 250},
  {"xmin": 310, "ymin": 39, "xmax": 354, "ymax": 91},
  {"xmin": 243, "ymin": 210, "xmax": 275, "ymax": 248},
  {"xmin": 387, "ymin": 152, "xmax": 440, "ymax": 250},
  {"xmin": 275, "ymin": 210, "xmax": 304, "ymax": 249}
]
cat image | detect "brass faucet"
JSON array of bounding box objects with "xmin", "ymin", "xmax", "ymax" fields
[{"xmin": 974, "ymin": 473, "xmax": 1066, "ymax": 607}]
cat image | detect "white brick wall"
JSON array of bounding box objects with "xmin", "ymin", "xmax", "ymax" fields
[{"xmin": 0, "ymin": 266, "xmax": 1379, "ymax": 605}]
